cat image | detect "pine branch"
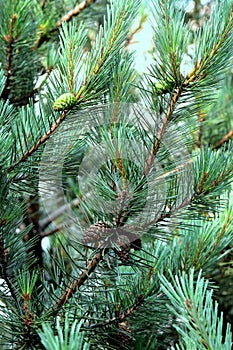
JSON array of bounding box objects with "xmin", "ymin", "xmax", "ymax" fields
[
  {"xmin": 7, "ymin": 1, "xmax": 139, "ymax": 173},
  {"xmin": 39, "ymin": 157, "xmax": 193, "ymax": 236},
  {"xmin": 144, "ymin": 87, "xmax": 184, "ymax": 176},
  {"xmin": 189, "ymin": 213, "xmax": 232, "ymax": 271},
  {"xmin": 6, "ymin": 110, "xmax": 68, "ymax": 173},
  {"xmin": 52, "ymin": 250, "xmax": 104, "ymax": 313},
  {"xmin": 140, "ymin": 194, "xmax": 192, "ymax": 230},
  {"xmin": 34, "ymin": 0, "xmax": 97, "ymax": 49},
  {"xmin": 144, "ymin": 0, "xmax": 233, "ymax": 178},
  {"xmin": 194, "ymin": 5, "xmax": 233, "ymax": 77},
  {"xmin": 160, "ymin": 269, "xmax": 233, "ymax": 349},
  {"xmin": 38, "ymin": 315, "xmax": 90, "ymax": 350},
  {"xmin": 142, "ymin": 145, "xmax": 233, "ymax": 230},
  {"xmin": 144, "ymin": 0, "xmax": 233, "ymax": 175}
]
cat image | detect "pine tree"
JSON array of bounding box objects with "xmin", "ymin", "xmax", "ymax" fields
[{"xmin": 0, "ymin": 0, "xmax": 233, "ymax": 349}]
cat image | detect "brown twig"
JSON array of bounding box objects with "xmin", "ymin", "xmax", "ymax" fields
[
  {"xmin": 144, "ymin": 87, "xmax": 184, "ymax": 176},
  {"xmin": 125, "ymin": 15, "xmax": 147, "ymax": 48},
  {"xmin": 140, "ymin": 195, "xmax": 192, "ymax": 231},
  {"xmin": 213, "ymin": 129, "xmax": 233, "ymax": 149},
  {"xmin": 58, "ymin": 0, "xmax": 97, "ymax": 26},
  {"xmin": 52, "ymin": 250, "xmax": 103, "ymax": 311},
  {"xmin": 34, "ymin": 0, "xmax": 97, "ymax": 49},
  {"xmin": 0, "ymin": 14, "xmax": 18, "ymax": 100},
  {"xmin": 6, "ymin": 110, "xmax": 68, "ymax": 173},
  {"xmin": 194, "ymin": 0, "xmax": 201, "ymax": 17}
]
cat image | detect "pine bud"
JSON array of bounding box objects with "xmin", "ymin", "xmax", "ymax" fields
[
  {"xmin": 53, "ymin": 93, "xmax": 76, "ymax": 111},
  {"xmin": 153, "ymin": 79, "xmax": 176, "ymax": 95}
]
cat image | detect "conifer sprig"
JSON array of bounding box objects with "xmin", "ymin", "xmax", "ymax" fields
[
  {"xmin": 6, "ymin": 0, "xmax": 140, "ymax": 173},
  {"xmin": 143, "ymin": 0, "xmax": 233, "ymax": 191},
  {"xmin": 0, "ymin": 0, "xmax": 40, "ymax": 102},
  {"xmin": 161, "ymin": 270, "xmax": 233, "ymax": 349},
  {"xmin": 1, "ymin": 1, "xmax": 233, "ymax": 348}
]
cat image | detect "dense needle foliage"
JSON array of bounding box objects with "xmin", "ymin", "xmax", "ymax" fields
[{"xmin": 0, "ymin": 0, "xmax": 233, "ymax": 349}]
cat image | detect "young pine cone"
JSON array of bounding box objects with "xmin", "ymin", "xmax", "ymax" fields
[
  {"xmin": 114, "ymin": 235, "xmax": 131, "ymax": 263},
  {"xmin": 82, "ymin": 221, "xmax": 111, "ymax": 247},
  {"xmin": 53, "ymin": 92, "xmax": 76, "ymax": 111}
]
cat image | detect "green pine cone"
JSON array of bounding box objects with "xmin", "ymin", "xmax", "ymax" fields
[
  {"xmin": 53, "ymin": 93, "xmax": 76, "ymax": 111},
  {"xmin": 153, "ymin": 81, "xmax": 168, "ymax": 94},
  {"xmin": 153, "ymin": 79, "xmax": 176, "ymax": 95}
]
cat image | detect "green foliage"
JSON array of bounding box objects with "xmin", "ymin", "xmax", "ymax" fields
[
  {"xmin": 38, "ymin": 315, "xmax": 90, "ymax": 350},
  {"xmin": 151, "ymin": 0, "xmax": 190, "ymax": 81},
  {"xmin": 0, "ymin": 0, "xmax": 233, "ymax": 349},
  {"xmin": 161, "ymin": 269, "xmax": 232, "ymax": 350},
  {"xmin": 0, "ymin": 0, "xmax": 40, "ymax": 101},
  {"xmin": 191, "ymin": 144, "xmax": 233, "ymax": 210}
]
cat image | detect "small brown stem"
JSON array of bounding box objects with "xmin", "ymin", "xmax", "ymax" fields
[
  {"xmin": 194, "ymin": 0, "xmax": 201, "ymax": 17},
  {"xmin": 58, "ymin": 0, "xmax": 97, "ymax": 27},
  {"xmin": 34, "ymin": 0, "xmax": 97, "ymax": 49},
  {"xmin": 144, "ymin": 87, "xmax": 183, "ymax": 176},
  {"xmin": 6, "ymin": 110, "xmax": 68, "ymax": 173},
  {"xmin": 213, "ymin": 129, "xmax": 233, "ymax": 149},
  {"xmin": 125, "ymin": 15, "xmax": 146, "ymax": 48}
]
